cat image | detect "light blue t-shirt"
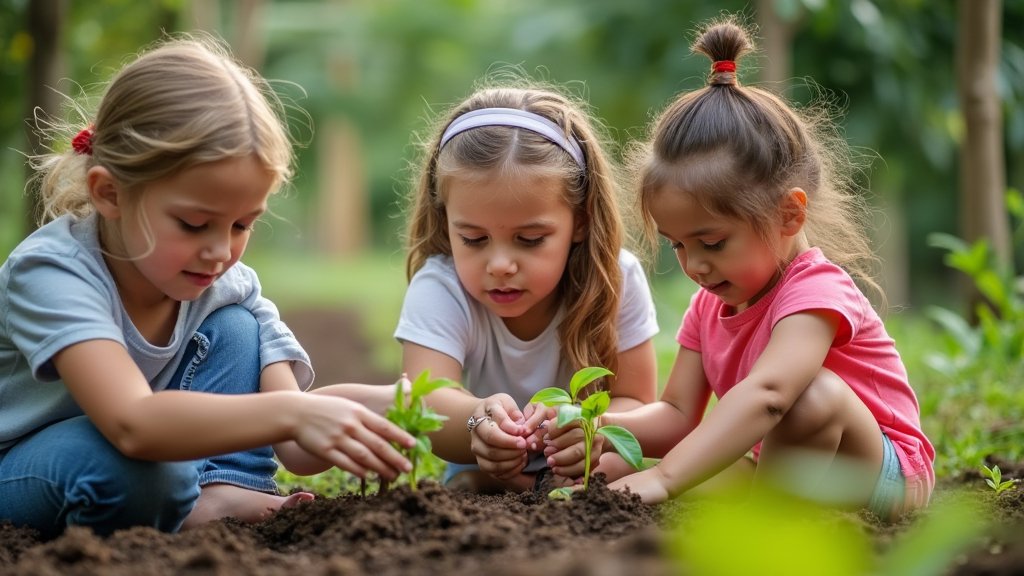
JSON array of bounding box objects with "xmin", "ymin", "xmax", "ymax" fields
[
  {"xmin": 0, "ymin": 213, "xmax": 313, "ymax": 452},
  {"xmin": 394, "ymin": 249, "xmax": 659, "ymax": 408}
]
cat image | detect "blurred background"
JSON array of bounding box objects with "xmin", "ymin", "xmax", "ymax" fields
[{"xmin": 2, "ymin": 1, "xmax": 1023, "ymax": 454}]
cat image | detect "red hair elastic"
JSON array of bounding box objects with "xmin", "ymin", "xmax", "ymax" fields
[
  {"xmin": 72, "ymin": 126, "xmax": 94, "ymax": 155},
  {"xmin": 712, "ymin": 60, "xmax": 737, "ymax": 73}
]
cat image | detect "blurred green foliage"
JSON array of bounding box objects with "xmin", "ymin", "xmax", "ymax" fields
[{"xmin": 3, "ymin": 0, "xmax": 1024, "ymax": 309}]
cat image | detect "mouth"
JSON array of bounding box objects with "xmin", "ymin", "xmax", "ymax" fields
[
  {"xmin": 184, "ymin": 271, "xmax": 218, "ymax": 287},
  {"xmin": 487, "ymin": 288, "xmax": 524, "ymax": 304},
  {"xmin": 700, "ymin": 281, "xmax": 727, "ymax": 293}
]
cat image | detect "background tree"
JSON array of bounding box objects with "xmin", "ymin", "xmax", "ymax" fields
[{"xmin": 957, "ymin": 0, "xmax": 1011, "ymax": 317}]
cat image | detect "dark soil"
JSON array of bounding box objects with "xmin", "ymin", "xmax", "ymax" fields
[{"xmin": 1, "ymin": 307, "xmax": 1021, "ymax": 575}]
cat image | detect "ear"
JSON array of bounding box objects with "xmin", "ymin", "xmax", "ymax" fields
[
  {"xmin": 780, "ymin": 187, "xmax": 807, "ymax": 236},
  {"xmin": 87, "ymin": 166, "xmax": 123, "ymax": 220}
]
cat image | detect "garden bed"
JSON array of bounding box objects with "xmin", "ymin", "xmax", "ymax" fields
[{"xmin": 0, "ymin": 467, "xmax": 1021, "ymax": 576}]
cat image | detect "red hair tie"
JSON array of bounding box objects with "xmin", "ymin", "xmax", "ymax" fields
[
  {"xmin": 72, "ymin": 126, "xmax": 94, "ymax": 156},
  {"xmin": 712, "ymin": 60, "xmax": 737, "ymax": 73}
]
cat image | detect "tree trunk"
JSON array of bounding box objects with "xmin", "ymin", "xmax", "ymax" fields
[
  {"xmin": 956, "ymin": 0, "xmax": 1010, "ymax": 314},
  {"xmin": 23, "ymin": 0, "xmax": 65, "ymax": 234},
  {"xmin": 755, "ymin": 0, "xmax": 796, "ymax": 92}
]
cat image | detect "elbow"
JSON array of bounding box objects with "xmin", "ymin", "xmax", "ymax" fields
[
  {"xmin": 105, "ymin": 416, "xmax": 156, "ymax": 460},
  {"xmin": 753, "ymin": 382, "xmax": 792, "ymax": 424}
]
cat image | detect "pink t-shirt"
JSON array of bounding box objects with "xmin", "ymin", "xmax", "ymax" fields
[{"xmin": 677, "ymin": 248, "xmax": 934, "ymax": 506}]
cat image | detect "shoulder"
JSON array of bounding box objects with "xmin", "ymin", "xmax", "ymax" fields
[
  {"xmin": 617, "ymin": 249, "xmax": 652, "ymax": 290},
  {"xmin": 408, "ymin": 255, "xmax": 462, "ymax": 292},
  {"xmin": 2, "ymin": 215, "xmax": 109, "ymax": 293},
  {"xmin": 781, "ymin": 248, "xmax": 860, "ymax": 299}
]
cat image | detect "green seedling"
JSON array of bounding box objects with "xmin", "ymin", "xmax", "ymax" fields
[
  {"xmin": 981, "ymin": 463, "xmax": 1020, "ymax": 495},
  {"xmin": 529, "ymin": 366, "xmax": 643, "ymax": 496},
  {"xmin": 385, "ymin": 370, "xmax": 458, "ymax": 491}
]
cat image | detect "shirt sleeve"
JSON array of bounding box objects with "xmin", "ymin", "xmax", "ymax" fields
[
  {"xmin": 616, "ymin": 250, "xmax": 660, "ymax": 351},
  {"xmin": 393, "ymin": 258, "xmax": 473, "ymax": 366},
  {"xmin": 6, "ymin": 252, "xmax": 125, "ymax": 381},
  {"xmin": 770, "ymin": 260, "xmax": 863, "ymax": 347}
]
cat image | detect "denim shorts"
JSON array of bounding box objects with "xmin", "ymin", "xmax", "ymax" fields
[{"xmin": 867, "ymin": 433, "xmax": 905, "ymax": 519}]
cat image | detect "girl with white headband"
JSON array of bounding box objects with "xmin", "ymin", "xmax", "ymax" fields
[{"xmin": 395, "ymin": 79, "xmax": 660, "ymax": 492}]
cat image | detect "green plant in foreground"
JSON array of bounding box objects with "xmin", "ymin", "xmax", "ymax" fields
[
  {"xmin": 385, "ymin": 370, "xmax": 458, "ymax": 491},
  {"xmin": 530, "ymin": 366, "xmax": 643, "ymax": 496},
  {"xmin": 981, "ymin": 464, "xmax": 1020, "ymax": 495}
]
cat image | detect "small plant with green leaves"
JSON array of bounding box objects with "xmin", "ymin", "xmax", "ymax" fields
[
  {"xmin": 529, "ymin": 366, "xmax": 643, "ymax": 497},
  {"xmin": 385, "ymin": 370, "xmax": 459, "ymax": 491},
  {"xmin": 981, "ymin": 463, "xmax": 1020, "ymax": 496}
]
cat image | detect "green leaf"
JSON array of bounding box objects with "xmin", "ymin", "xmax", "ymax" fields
[
  {"xmin": 569, "ymin": 366, "xmax": 613, "ymax": 400},
  {"xmin": 580, "ymin": 390, "xmax": 610, "ymax": 418},
  {"xmin": 548, "ymin": 487, "xmax": 574, "ymax": 500},
  {"xmin": 556, "ymin": 404, "xmax": 583, "ymax": 428},
  {"xmin": 530, "ymin": 387, "xmax": 573, "ymax": 406},
  {"xmin": 597, "ymin": 425, "xmax": 643, "ymax": 470},
  {"xmin": 411, "ymin": 375, "xmax": 459, "ymax": 403}
]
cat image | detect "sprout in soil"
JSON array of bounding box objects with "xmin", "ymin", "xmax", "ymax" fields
[
  {"xmin": 385, "ymin": 370, "xmax": 458, "ymax": 491},
  {"xmin": 529, "ymin": 366, "xmax": 643, "ymax": 497}
]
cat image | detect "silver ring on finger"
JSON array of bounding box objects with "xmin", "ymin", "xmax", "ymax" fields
[{"xmin": 467, "ymin": 415, "xmax": 492, "ymax": 432}]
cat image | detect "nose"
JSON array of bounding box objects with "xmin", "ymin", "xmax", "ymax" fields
[
  {"xmin": 680, "ymin": 250, "xmax": 710, "ymax": 278},
  {"xmin": 486, "ymin": 250, "xmax": 517, "ymax": 277},
  {"xmin": 201, "ymin": 230, "xmax": 232, "ymax": 262}
]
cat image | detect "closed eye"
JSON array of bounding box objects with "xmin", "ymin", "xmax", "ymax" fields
[
  {"xmin": 518, "ymin": 236, "xmax": 544, "ymax": 247},
  {"xmin": 178, "ymin": 219, "xmax": 205, "ymax": 232},
  {"xmin": 459, "ymin": 235, "xmax": 487, "ymax": 247},
  {"xmin": 703, "ymin": 240, "xmax": 725, "ymax": 251}
]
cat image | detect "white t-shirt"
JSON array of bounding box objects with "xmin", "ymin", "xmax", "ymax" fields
[{"xmin": 394, "ymin": 249, "xmax": 658, "ymax": 407}]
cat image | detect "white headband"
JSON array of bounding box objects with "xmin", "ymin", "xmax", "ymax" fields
[{"xmin": 439, "ymin": 107, "xmax": 586, "ymax": 169}]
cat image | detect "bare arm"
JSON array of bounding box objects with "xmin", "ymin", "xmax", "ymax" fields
[
  {"xmin": 55, "ymin": 339, "xmax": 415, "ymax": 480},
  {"xmin": 610, "ymin": 311, "xmax": 839, "ymax": 502},
  {"xmin": 607, "ymin": 338, "xmax": 658, "ymax": 411}
]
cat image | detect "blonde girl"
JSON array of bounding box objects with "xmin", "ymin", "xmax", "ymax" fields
[
  {"xmin": 0, "ymin": 35, "xmax": 414, "ymax": 539},
  {"xmin": 396, "ymin": 80, "xmax": 660, "ymax": 492},
  {"xmin": 604, "ymin": 17, "xmax": 934, "ymax": 518}
]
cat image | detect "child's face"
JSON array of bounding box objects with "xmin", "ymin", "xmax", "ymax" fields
[
  {"xmin": 444, "ymin": 169, "xmax": 582, "ymax": 340},
  {"xmin": 112, "ymin": 154, "xmax": 272, "ymax": 303},
  {"xmin": 649, "ymin": 187, "xmax": 782, "ymax": 313}
]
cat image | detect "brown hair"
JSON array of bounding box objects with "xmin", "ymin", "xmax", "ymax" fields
[
  {"xmin": 403, "ymin": 76, "xmax": 625, "ymax": 375},
  {"xmin": 29, "ymin": 33, "xmax": 297, "ymax": 225},
  {"xmin": 631, "ymin": 16, "xmax": 882, "ymax": 302}
]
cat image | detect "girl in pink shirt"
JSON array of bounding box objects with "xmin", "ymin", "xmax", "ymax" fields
[{"xmin": 602, "ymin": 16, "xmax": 934, "ymax": 518}]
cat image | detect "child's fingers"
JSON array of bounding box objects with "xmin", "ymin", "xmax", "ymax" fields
[
  {"xmin": 483, "ymin": 396, "xmax": 526, "ymax": 435},
  {"xmin": 341, "ymin": 426, "xmax": 414, "ymax": 480},
  {"xmin": 362, "ymin": 411, "xmax": 417, "ymax": 449},
  {"xmin": 478, "ymin": 452, "xmax": 527, "ymax": 479}
]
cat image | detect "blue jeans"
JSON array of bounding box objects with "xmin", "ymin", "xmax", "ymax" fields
[{"xmin": 0, "ymin": 305, "xmax": 278, "ymax": 538}]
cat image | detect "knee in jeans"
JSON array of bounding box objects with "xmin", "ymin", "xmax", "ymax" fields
[
  {"xmin": 104, "ymin": 459, "xmax": 199, "ymax": 512},
  {"xmin": 203, "ymin": 305, "xmax": 259, "ymax": 347}
]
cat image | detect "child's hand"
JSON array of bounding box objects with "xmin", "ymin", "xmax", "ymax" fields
[
  {"xmin": 521, "ymin": 402, "xmax": 555, "ymax": 451},
  {"xmin": 607, "ymin": 467, "xmax": 671, "ymax": 504},
  {"xmin": 294, "ymin": 395, "xmax": 415, "ymax": 481},
  {"xmin": 541, "ymin": 418, "xmax": 604, "ymax": 480},
  {"xmin": 468, "ymin": 393, "xmax": 529, "ymax": 480}
]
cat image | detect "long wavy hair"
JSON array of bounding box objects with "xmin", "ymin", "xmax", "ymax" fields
[{"xmin": 403, "ymin": 78, "xmax": 626, "ymax": 375}]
